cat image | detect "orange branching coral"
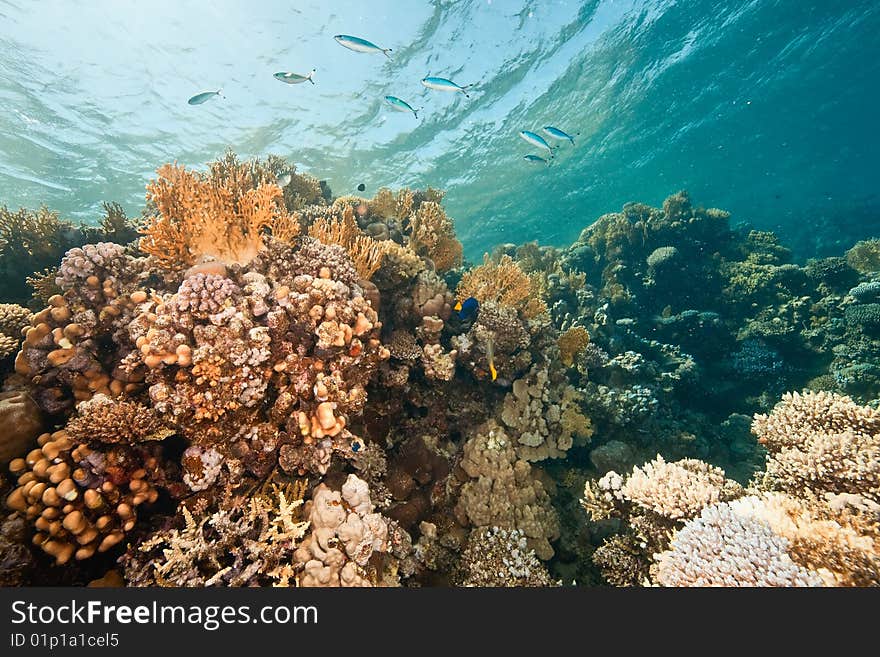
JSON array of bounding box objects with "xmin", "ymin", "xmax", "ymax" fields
[
  {"xmin": 369, "ymin": 188, "xmax": 414, "ymax": 220},
  {"xmin": 269, "ymin": 212, "xmax": 301, "ymax": 244},
  {"xmin": 408, "ymin": 202, "xmax": 463, "ymax": 272},
  {"xmin": 140, "ymin": 163, "xmax": 291, "ymax": 271},
  {"xmin": 557, "ymin": 327, "xmax": 590, "ymax": 367},
  {"xmin": 308, "ymin": 206, "xmax": 387, "ymax": 280},
  {"xmin": 456, "ymin": 254, "xmax": 547, "ymax": 318}
]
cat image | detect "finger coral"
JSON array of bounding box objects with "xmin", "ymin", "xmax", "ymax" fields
[
  {"xmin": 454, "ymin": 421, "xmax": 560, "ymax": 560},
  {"xmin": 5, "ymin": 429, "xmax": 166, "ymax": 565}
]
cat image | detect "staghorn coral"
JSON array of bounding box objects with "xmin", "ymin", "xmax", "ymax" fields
[
  {"xmin": 139, "ymin": 162, "xmax": 295, "ymax": 272},
  {"xmin": 124, "ymin": 481, "xmax": 309, "ymax": 586},
  {"xmin": 454, "ymin": 420, "xmax": 559, "ymax": 560},
  {"xmin": 653, "ymin": 501, "xmax": 823, "ymax": 587},
  {"xmin": 5, "ymin": 429, "xmax": 166, "ymax": 565},
  {"xmin": 454, "ymin": 527, "xmax": 556, "ymax": 587},
  {"xmin": 456, "ymin": 254, "xmax": 547, "ymax": 319}
]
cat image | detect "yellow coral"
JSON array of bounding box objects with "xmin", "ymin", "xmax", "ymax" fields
[
  {"xmin": 408, "ymin": 202, "xmax": 463, "ymax": 272},
  {"xmin": 140, "ymin": 162, "xmax": 293, "ymax": 270},
  {"xmin": 308, "ymin": 205, "xmax": 389, "ymax": 280},
  {"xmin": 369, "ymin": 187, "xmax": 414, "ymax": 220},
  {"xmin": 456, "ymin": 254, "xmax": 547, "ymax": 318},
  {"xmin": 845, "ymin": 239, "xmax": 880, "ymax": 274},
  {"xmin": 557, "ymin": 327, "xmax": 590, "ymax": 367}
]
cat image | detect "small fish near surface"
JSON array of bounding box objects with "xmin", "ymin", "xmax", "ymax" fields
[
  {"xmin": 454, "ymin": 297, "xmax": 479, "ymax": 321},
  {"xmin": 334, "ymin": 34, "xmax": 393, "ymax": 58},
  {"xmin": 519, "ymin": 130, "xmax": 554, "ymax": 157},
  {"xmin": 523, "ymin": 154, "xmax": 550, "ymax": 166},
  {"xmin": 274, "ymin": 69, "xmax": 316, "ymax": 85},
  {"xmin": 187, "ymin": 89, "xmax": 223, "ymax": 105},
  {"xmin": 357, "ymin": 183, "xmax": 366, "ymax": 192},
  {"xmin": 542, "ymin": 125, "xmax": 578, "ymax": 145},
  {"xmin": 384, "ymin": 95, "xmax": 420, "ymax": 118},
  {"xmin": 421, "ymin": 76, "xmax": 474, "ymax": 98}
]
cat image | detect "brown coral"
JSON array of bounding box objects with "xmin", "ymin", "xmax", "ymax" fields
[
  {"xmin": 456, "ymin": 254, "xmax": 547, "ymax": 319},
  {"xmin": 5, "ymin": 430, "xmax": 163, "ymax": 565},
  {"xmin": 557, "ymin": 326, "xmax": 590, "ymax": 367},
  {"xmin": 65, "ymin": 394, "xmax": 173, "ymax": 445},
  {"xmin": 140, "ymin": 162, "xmax": 294, "ymax": 271},
  {"xmin": 408, "ymin": 201, "xmax": 463, "ymax": 272}
]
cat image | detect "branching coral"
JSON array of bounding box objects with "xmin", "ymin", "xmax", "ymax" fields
[
  {"xmin": 621, "ymin": 456, "xmax": 736, "ymax": 521},
  {"xmin": 140, "ymin": 162, "xmax": 294, "ymax": 271},
  {"xmin": 653, "ymin": 502, "xmax": 823, "ymax": 587},
  {"xmin": 752, "ymin": 390, "xmax": 880, "ymax": 502},
  {"xmin": 124, "ymin": 481, "xmax": 309, "ymax": 586},
  {"xmin": 407, "ymin": 201, "xmax": 463, "ymax": 272},
  {"xmin": 456, "ymin": 254, "xmax": 547, "ymax": 319}
]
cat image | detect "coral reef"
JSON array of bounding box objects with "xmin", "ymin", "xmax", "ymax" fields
[{"xmin": 4, "ymin": 156, "xmax": 880, "ymax": 589}]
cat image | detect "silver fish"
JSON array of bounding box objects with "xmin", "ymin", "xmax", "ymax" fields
[
  {"xmin": 188, "ymin": 89, "xmax": 223, "ymax": 105},
  {"xmin": 274, "ymin": 69, "xmax": 316, "ymax": 85},
  {"xmin": 384, "ymin": 95, "xmax": 419, "ymax": 118},
  {"xmin": 519, "ymin": 130, "xmax": 554, "ymax": 156},
  {"xmin": 277, "ymin": 172, "xmax": 292, "ymax": 187},
  {"xmin": 523, "ymin": 154, "xmax": 550, "ymax": 165},
  {"xmin": 421, "ymin": 76, "xmax": 473, "ymax": 98},
  {"xmin": 542, "ymin": 125, "xmax": 578, "ymax": 144},
  {"xmin": 334, "ymin": 34, "xmax": 392, "ymax": 58}
]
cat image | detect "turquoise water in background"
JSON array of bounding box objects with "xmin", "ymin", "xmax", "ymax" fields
[{"xmin": 0, "ymin": 0, "xmax": 877, "ymax": 260}]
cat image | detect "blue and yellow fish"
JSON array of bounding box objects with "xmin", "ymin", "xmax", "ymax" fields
[{"xmin": 454, "ymin": 297, "xmax": 479, "ymax": 321}]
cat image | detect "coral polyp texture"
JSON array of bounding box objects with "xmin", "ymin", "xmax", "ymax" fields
[{"xmin": 2, "ymin": 155, "xmax": 879, "ymax": 588}]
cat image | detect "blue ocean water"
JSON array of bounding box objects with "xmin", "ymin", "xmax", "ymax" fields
[{"xmin": 0, "ymin": 0, "xmax": 877, "ymax": 260}]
